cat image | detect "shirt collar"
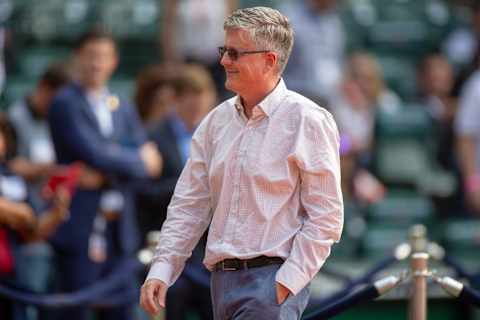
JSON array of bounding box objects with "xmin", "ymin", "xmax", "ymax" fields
[
  {"xmin": 86, "ymin": 87, "xmax": 109, "ymax": 104},
  {"xmin": 234, "ymin": 78, "xmax": 288, "ymax": 119}
]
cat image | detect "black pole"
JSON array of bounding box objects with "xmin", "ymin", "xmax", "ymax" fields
[
  {"xmin": 459, "ymin": 286, "xmax": 480, "ymax": 308},
  {"xmin": 303, "ymin": 284, "xmax": 378, "ymax": 320}
]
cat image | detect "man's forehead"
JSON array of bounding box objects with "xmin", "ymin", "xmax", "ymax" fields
[{"xmin": 224, "ymin": 28, "xmax": 254, "ymax": 45}]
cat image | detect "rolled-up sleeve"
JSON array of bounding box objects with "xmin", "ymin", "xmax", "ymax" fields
[{"xmin": 276, "ymin": 110, "xmax": 344, "ymax": 295}]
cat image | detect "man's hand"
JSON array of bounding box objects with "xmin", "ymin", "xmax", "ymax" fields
[
  {"xmin": 50, "ymin": 186, "xmax": 71, "ymax": 221},
  {"xmin": 276, "ymin": 282, "xmax": 291, "ymax": 305},
  {"xmin": 140, "ymin": 279, "xmax": 168, "ymax": 316},
  {"xmin": 77, "ymin": 165, "xmax": 105, "ymax": 190},
  {"xmin": 140, "ymin": 142, "xmax": 163, "ymax": 178},
  {"xmin": 1, "ymin": 201, "xmax": 36, "ymax": 232}
]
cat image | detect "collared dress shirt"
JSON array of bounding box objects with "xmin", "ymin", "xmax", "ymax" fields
[
  {"xmin": 147, "ymin": 79, "xmax": 344, "ymax": 295},
  {"xmin": 455, "ymin": 70, "xmax": 480, "ymax": 170},
  {"xmin": 86, "ymin": 88, "xmax": 114, "ymax": 138}
]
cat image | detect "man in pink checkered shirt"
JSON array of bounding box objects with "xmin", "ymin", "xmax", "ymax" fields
[{"xmin": 141, "ymin": 6, "xmax": 344, "ymax": 319}]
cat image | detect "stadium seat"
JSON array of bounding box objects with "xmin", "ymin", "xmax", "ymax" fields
[
  {"xmin": 442, "ymin": 219, "xmax": 480, "ymax": 260},
  {"xmin": 11, "ymin": 0, "xmax": 95, "ymax": 43},
  {"xmin": 373, "ymin": 105, "xmax": 458, "ymax": 198},
  {"xmin": 3, "ymin": 76, "xmax": 36, "ymax": 105},
  {"xmin": 239, "ymin": 0, "xmax": 278, "ymax": 9},
  {"xmin": 96, "ymin": 0, "xmax": 160, "ymax": 41},
  {"xmin": 375, "ymin": 139, "xmax": 429, "ymax": 186},
  {"xmin": 361, "ymin": 223, "xmax": 409, "ymax": 259},
  {"xmin": 16, "ymin": 46, "xmax": 70, "ymax": 79},
  {"xmin": 331, "ymin": 200, "xmax": 366, "ymax": 259},
  {"xmin": 373, "ymin": 105, "xmax": 434, "ymax": 187},
  {"xmin": 367, "ymin": 190, "xmax": 434, "ymax": 224},
  {"xmin": 376, "ymin": 55, "xmax": 417, "ymax": 101},
  {"xmin": 343, "ymin": 0, "xmax": 454, "ymax": 57}
]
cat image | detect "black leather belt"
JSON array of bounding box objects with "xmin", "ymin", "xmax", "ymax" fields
[{"xmin": 214, "ymin": 256, "xmax": 284, "ymax": 271}]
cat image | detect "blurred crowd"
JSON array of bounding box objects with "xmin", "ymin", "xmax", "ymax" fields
[{"xmin": 0, "ymin": 0, "xmax": 479, "ymax": 319}]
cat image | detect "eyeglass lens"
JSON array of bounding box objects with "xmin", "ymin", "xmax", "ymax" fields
[{"xmin": 218, "ymin": 47, "xmax": 239, "ymax": 60}]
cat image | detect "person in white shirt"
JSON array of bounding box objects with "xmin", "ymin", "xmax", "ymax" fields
[
  {"xmin": 456, "ymin": 69, "xmax": 480, "ymax": 215},
  {"xmin": 141, "ymin": 6, "xmax": 344, "ymax": 319}
]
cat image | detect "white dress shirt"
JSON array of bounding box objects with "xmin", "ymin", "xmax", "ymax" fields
[
  {"xmin": 455, "ymin": 70, "xmax": 480, "ymax": 170},
  {"xmin": 147, "ymin": 79, "xmax": 344, "ymax": 295},
  {"xmin": 86, "ymin": 88, "xmax": 114, "ymax": 138}
]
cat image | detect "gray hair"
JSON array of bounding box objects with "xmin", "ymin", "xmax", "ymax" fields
[{"xmin": 224, "ymin": 6, "xmax": 294, "ymax": 75}]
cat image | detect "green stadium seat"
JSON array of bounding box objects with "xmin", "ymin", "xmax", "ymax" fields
[
  {"xmin": 16, "ymin": 46, "xmax": 70, "ymax": 78},
  {"xmin": 3, "ymin": 76, "xmax": 36, "ymax": 105},
  {"xmin": 331, "ymin": 200, "xmax": 366, "ymax": 259},
  {"xmin": 375, "ymin": 105, "xmax": 432, "ymax": 138},
  {"xmin": 375, "ymin": 139, "xmax": 429, "ymax": 186},
  {"xmin": 117, "ymin": 43, "xmax": 159, "ymax": 77},
  {"xmin": 361, "ymin": 223, "xmax": 409, "ymax": 259},
  {"xmin": 367, "ymin": 190, "xmax": 434, "ymax": 225},
  {"xmin": 376, "ymin": 55, "xmax": 417, "ymax": 101},
  {"xmin": 373, "ymin": 105, "xmax": 458, "ymax": 197},
  {"xmin": 340, "ymin": 0, "xmax": 461, "ymax": 101},
  {"xmin": 12, "ymin": 0, "xmax": 95, "ymax": 43},
  {"xmin": 443, "ymin": 219, "xmax": 480, "ymax": 260},
  {"xmin": 343, "ymin": 0, "xmax": 454, "ymax": 58},
  {"xmin": 373, "ymin": 106, "xmax": 434, "ymax": 186},
  {"xmin": 97, "ymin": 0, "xmax": 160, "ymax": 41},
  {"xmin": 239, "ymin": 0, "xmax": 277, "ymax": 8}
]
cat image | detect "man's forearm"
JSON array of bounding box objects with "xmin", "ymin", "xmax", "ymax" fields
[{"xmin": 457, "ymin": 135, "xmax": 478, "ymax": 179}]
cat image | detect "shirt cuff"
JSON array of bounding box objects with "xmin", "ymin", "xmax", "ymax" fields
[
  {"xmin": 145, "ymin": 261, "xmax": 175, "ymax": 286},
  {"xmin": 275, "ymin": 260, "xmax": 310, "ymax": 296}
]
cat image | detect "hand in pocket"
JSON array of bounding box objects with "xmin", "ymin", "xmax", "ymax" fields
[{"xmin": 275, "ymin": 282, "xmax": 291, "ymax": 305}]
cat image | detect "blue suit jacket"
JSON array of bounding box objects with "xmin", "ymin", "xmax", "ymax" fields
[
  {"xmin": 136, "ymin": 118, "xmax": 184, "ymax": 240},
  {"xmin": 48, "ymin": 82, "xmax": 148, "ymax": 255}
]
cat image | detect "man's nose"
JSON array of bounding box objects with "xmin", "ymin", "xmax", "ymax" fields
[{"xmin": 220, "ymin": 52, "xmax": 232, "ymax": 67}]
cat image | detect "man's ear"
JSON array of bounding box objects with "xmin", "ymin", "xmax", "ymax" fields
[{"xmin": 265, "ymin": 51, "xmax": 278, "ymax": 73}]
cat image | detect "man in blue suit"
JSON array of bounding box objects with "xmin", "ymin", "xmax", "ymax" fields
[{"xmin": 47, "ymin": 29, "xmax": 162, "ymax": 320}]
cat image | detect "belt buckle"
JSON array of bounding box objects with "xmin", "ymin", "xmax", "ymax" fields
[{"xmin": 222, "ymin": 261, "xmax": 236, "ymax": 271}]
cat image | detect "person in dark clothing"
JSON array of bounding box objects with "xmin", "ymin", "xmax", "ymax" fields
[{"xmin": 137, "ymin": 63, "xmax": 215, "ymax": 319}]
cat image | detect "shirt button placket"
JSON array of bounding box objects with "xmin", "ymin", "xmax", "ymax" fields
[{"xmin": 224, "ymin": 128, "xmax": 247, "ymax": 242}]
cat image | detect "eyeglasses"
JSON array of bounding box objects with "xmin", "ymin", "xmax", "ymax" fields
[{"xmin": 218, "ymin": 46, "xmax": 270, "ymax": 61}]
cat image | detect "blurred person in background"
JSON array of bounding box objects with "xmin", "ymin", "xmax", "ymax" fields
[
  {"xmin": 455, "ymin": 59, "xmax": 480, "ymax": 216},
  {"xmin": 8, "ymin": 62, "xmax": 71, "ymax": 207},
  {"xmin": 330, "ymin": 52, "xmax": 395, "ymax": 204},
  {"xmin": 416, "ymin": 53, "xmax": 463, "ymax": 217},
  {"xmin": 0, "ymin": 0, "xmax": 12, "ymax": 98},
  {"xmin": 47, "ymin": 29, "xmax": 162, "ymax": 320},
  {"xmin": 162, "ymin": 0, "xmax": 238, "ymax": 99},
  {"xmin": 137, "ymin": 63, "xmax": 215, "ymax": 320},
  {"xmin": 141, "ymin": 7, "xmax": 343, "ymax": 319},
  {"xmin": 417, "ymin": 54, "xmax": 457, "ymax": 133},
  {"xmin": 281, "ymin": 0, "xmax": 346, "ymax": 103},
  {"xmin": 443, "ymin": 4, "xmax": 480, "ymax": 79},
  {"xmin": 0, "ymin": 115, "xmax": 70, "ymax": 319},
  {"xmin": 134, "ymin": 64, "xmax": 176, "ymax": 129},
  {"xmin": 6, "ymin": 61, "xmax": 71, "ymax": 320},
  {"xmin": 345, "ymin": 52, "xmax": 402, "ymax": 115}
]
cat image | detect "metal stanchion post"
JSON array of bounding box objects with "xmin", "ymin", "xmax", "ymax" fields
[
  {"xmin": 138, "ymin": 231, "xmax": 162, "ymax": 265},
  {"xmin": 409, "ymin": 252, "xmax": 429, "ymax": 320},
  {"xmin": 409, "ymin": 224, "xmax": 427, "ymax": 253}
]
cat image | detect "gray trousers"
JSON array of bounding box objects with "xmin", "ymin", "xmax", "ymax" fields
[{"xmin": 211, "ymin": 264, "xmax": 310, "ymax": 320}]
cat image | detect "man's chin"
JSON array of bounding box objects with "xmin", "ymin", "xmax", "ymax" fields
[{"xmin": 224, "ymin": 79, "xmax": 239, "ymax": 93}]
